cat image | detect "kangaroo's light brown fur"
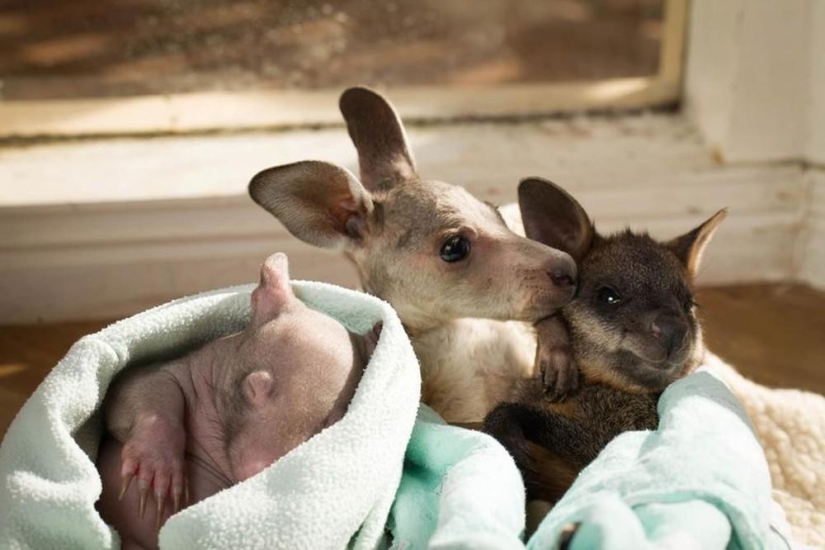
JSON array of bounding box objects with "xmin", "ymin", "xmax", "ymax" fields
[{"xmin": 249, "ymin": 88, "xmax": 577, "ymax": 423}]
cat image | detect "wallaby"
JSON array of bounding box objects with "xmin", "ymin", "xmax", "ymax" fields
[
  {"xmin": 248, "ymin": 87, "xmax": 577, "ymax": 423},
  {"xmin": 484, "ymin": 177, "xmax": 727, "ymax": 506}
]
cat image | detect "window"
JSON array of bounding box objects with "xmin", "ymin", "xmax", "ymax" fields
[{"xmin": 0, "ymin": 0, "xmax": 687, "ymax": 137}]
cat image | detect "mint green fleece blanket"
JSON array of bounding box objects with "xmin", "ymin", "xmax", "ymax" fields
[
  {"xmin": 390, "ymin": 405, "xmax": 525, "ymax": 549},
  {"xmin": 527, "ymin": 369, "xmax": 795, "ymax": 550},
  {"xmin": 0, "ymin": 281, "xmax": 526, "ymax": 549}
]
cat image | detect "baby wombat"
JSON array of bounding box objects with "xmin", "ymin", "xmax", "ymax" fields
[
  {"xmin": 96, "ymin": 253, "xmax": 380, "ymax": 550},
  {"xmin": 484, "ymin": 178, "xmax": 727, "ymax": 505}
]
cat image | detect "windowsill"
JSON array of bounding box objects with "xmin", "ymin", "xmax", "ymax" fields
[
  {"xmin": 0, "ymin": 112, "xmax": 816, "ymax": 323},
  {"xmin": 0, "ymin": 77, "xmax": 677, "ymax": 140}
]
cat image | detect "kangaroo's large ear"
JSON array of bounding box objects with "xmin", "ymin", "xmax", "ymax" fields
[
  {"xmin": 666, "ymin": 209, "xmax": 728, "ymax": 278},
  {"xmin": 249, "ymin": 160, "xmax": 374, "ymax": 249},
  {"xmin": 518, "ymin": 178, "xmax": 594, "ymax": 262},
  {"xmin": 339, "ymin": 86, "xmax": 417, "ymax": 190}
]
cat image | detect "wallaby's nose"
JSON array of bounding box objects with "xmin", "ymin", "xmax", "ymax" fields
[{"xmin": 650, "ymin": 315, "xmax": 687, "ymax": 357}]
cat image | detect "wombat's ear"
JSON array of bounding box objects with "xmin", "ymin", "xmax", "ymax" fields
[
  {"xmin": 249, "ymin": 161, "xmax": 374, "ymax": 248},
  {"xmin": 666, "ymin": 208, "xmax": 728, "ymax": 278},
  {"xmin": 518, "ymin": 177, "xmax": 593, "ymax": 262},
  {"xmin": 243, "ymin": 371, "xmax": 274, "ymax": 408},
  {"xmin": 339, "ymin": 86, "xmax": 417, "ymax": 190}
]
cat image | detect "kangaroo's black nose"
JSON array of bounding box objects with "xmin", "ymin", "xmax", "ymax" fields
[
  {"xmin": 544, "ymin": 252, "xmax": 577, "ymax": 291},
  {"xmin": 548, "ymin": 268, "xmax": 576, "ymax": 287}
]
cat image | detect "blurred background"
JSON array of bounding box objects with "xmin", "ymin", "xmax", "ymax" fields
[
  {"xmin": 1, "ymin": 0, "xmax": 823, "ymax": 435},
  {"xmin": 1, "ymin": 0, "xmax": 664, "ymax": 98}
]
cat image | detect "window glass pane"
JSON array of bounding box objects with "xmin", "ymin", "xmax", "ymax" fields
[{"xmin": 0, "ymin": 0, "xmax": 663, "ymax": 100}]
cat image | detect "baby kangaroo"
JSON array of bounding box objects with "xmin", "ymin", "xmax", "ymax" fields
[
  {"xmin": 484, "ymin": 177, "xmax": 727, "ymax": 505},
  {"xmin": 249, "ymin": 87, "xmax": 576, "ymax": 423}
]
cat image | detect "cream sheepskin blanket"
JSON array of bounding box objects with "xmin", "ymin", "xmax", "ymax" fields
[{"xmin": 705, "ymin": 353, "xmax": 825, "ymax": 548}]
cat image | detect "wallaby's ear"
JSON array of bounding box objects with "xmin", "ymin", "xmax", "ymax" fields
[
  {"xmin": 339, "ymin": 86, "xmax": 417, "ymax": 190},
  {"xmin": 666, "ymin": 208, "xmax": 728, "ymax": 278},
  {"xmin": 518, "ymin": 177, "xmax": 594, "ymax": 262},
  {"xmin": 249, "ymin": 160, "xmax": 374, "ymax": 248}
]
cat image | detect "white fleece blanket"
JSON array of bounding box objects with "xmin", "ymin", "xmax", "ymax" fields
[
  {"xmin": 705, "ymin": 354, "xmax": 825, "ymax": 549},
  {"xmin": 0, "ymin": 281, "xmax": 422, "ymax": 549}
]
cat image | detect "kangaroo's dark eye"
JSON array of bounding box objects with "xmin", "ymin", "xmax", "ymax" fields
[
  {"xmin": 440, "ymin": 235, "xmax": 471, "ymax": 263},
  {"xmin": 596, "ymin": 287, "xmax": 622, "ymax": 305},
  {"xmin": 684, "ymin": 295, "xmax": 695, "ymax": 312}
]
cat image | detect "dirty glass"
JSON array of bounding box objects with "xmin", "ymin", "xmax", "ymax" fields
[{"xmin": 0, "ymin": 0, "xmax": 664, "ymax": 100}]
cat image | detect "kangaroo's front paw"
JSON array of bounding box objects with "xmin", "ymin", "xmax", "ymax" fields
[
  {"xmin": 539, "ymin": 345, "xmax": 579, "ymax": 402},
  {"xmin": 119, "ymin": 415, "xmax": 187, "ymax": 527}
]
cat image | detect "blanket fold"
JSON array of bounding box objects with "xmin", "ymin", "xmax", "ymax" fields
[
  {"xmin": 704, "ymin": 355, "xmax": 825, "ymax": 548},
  {"xmin": 389, "ymin": 405, "xmax": 525, "ymax": 550},
  {"xmin": 529, "ymin": 368, "xmax": 793, "ymax": 550}
]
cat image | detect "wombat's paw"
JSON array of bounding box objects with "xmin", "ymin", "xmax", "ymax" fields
[
  {"xmin": 119, "ymin": 415, "xmax": 187, "ymax": 526},
  {"xmin": 540, "ymin": 346, "xmax": 579, "ymax": 402}
]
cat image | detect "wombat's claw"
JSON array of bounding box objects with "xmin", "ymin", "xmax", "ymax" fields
[
  {"xmin": 121, "ymin": 415, "xmax": 186, "ymax": 520},
  {"xmin": 171, "ymin": 476, "xmax": 185, "ymax": 513},
  {"xmin": 118, "ymin": 473, "xmax": 134, "ymax": 501},
  {"xmin": 156, "ymin": 496, "xmax": 166, "ymax": 530},
  {"xmin": 138, "ymin": 488, "xmax": 148, "ymax": 519}
]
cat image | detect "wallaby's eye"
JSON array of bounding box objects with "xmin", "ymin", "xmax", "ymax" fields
[
  {"xmin": 684, "ymin": 295, "xmax": 695, "ymax": 312},
  {"xmin": 440, "ymin": 235, "xmax": 471, "ymax": 263},
  {"xmin": 596, "ymin": 287, "xmax": 622, "ymax": 305}
]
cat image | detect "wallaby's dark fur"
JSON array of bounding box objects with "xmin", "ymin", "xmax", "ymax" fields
[{"xmin": 484, "ymin": 177, "xmax": 727, "ymax": 505}]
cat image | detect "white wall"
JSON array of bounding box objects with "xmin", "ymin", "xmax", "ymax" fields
[
  {"xmin": 686, "ymin": 0, "xmax": 825, "ymax": 287},
  {"xmin": 686, "ymin": 0, "xmax": 811, "ymax": 163},
  {"xmin": 801, "ymin": 2, "xmax": 825, "ymax": 287},
  {"xmin": 798, "ymin": 171, "xmax": 825, "ymax": 286},
  {"xmin": 0, "ymin": 115, "xmax": 807, "ymax": 323},
  {"xmin": 807, "ymin": 0, "xmax": 825, "ymax": 165}
]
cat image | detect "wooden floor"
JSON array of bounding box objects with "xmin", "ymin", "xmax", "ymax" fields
[{"xmin": 1, "ymin": 283, "xmax": 824, "ymax": 438}]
